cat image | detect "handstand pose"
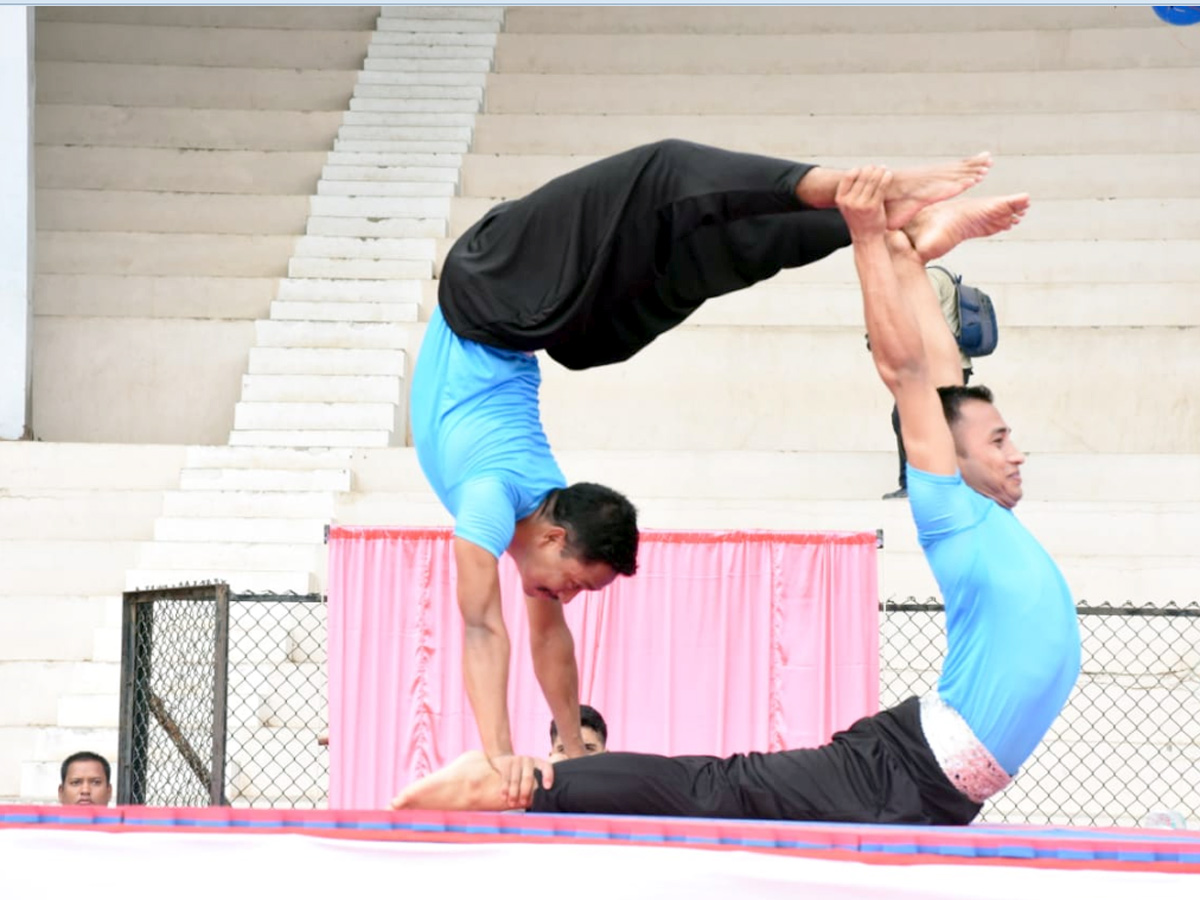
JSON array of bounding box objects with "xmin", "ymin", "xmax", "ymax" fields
[
  {"xmin": 397, "ymin": 162, "xmax": 1081, "ymax": 825},
  {"xmin": 410, "ymin": 140, "xmax": 994, "ymax": 808}
]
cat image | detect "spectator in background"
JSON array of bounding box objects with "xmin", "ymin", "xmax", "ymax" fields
[
  {"xmin": 549, "ymin": 704, "xmax": 608, "ymax": 762},
  {"xmin": 58, "ymin": 751, "xmax": 112, "ymax": 807}
]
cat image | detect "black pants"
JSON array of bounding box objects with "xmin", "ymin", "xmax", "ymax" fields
[
  {"xmin": 892, "ymin": 368, "xmax": 972, "ymax": 490},
  {"xmin": 439, "ymin": 139, "xmax": 851, "ymax": 371},
  {"xmin": 529, "ymin": 697, "xmax": 981, "ymax": 825}
]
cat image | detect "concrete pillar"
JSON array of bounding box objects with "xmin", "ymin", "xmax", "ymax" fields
[{"xmin": 0, "ymin": 7, "xmax": 34, "ymax": 440}]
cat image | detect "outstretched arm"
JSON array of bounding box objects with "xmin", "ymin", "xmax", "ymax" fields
[
  {"xmin": 525, "ymin": 594, "xmax": 586, "ymax": 759},
  {"xmin": 836, "ymin": 168, "xmax": 957, "ymax": 476},
  {"xmin": 454, "ymin": 537, "xmax": 554, "ymax": 806}
]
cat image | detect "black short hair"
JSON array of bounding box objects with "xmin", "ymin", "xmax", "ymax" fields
[
  {"xmin": 543, "ymin": 483, "xmax": 639, "ymax": 576},
  {"xmin": 60, "ymin": 751, "xmax": 111, "ymax": 786},
  {"xmin": 549, "ymin": 704, "xmax": 609, "ymax": 745},
  {"xmin": 937, "ymin": 384, "xmax": 995, "ymax": 426}
]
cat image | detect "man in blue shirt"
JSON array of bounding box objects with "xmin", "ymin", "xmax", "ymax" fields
[{"xmin": 411, "ymin": 140, "xmax": 996, "ymax": 812}]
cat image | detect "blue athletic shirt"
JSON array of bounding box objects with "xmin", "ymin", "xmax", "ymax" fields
[
  {"xmin": 409, "ymin": 306, "xmax": 567, "ymax": 559},
  {"xmin": 907, "ymin": 465, "xmax": 1081, "ymax": 775}
]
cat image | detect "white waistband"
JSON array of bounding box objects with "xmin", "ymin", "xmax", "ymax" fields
[{"xmin": 918, "ymin": 693, "xmax": 1013, "ymax": 804}]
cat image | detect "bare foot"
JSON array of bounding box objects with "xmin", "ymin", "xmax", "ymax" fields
[
  {"xmin": 903, "ymin": 193, "xmax": 1031, "ymax": 262},
  {"xmin": 884, "ymin": 152, "xmax": 993, "ymax": 230},
  {"xmin": 390, "ymin": 751, "xmax": 516, "ymax": 812}
]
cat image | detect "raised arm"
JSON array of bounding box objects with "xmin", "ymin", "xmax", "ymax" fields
[{"xmin": 836, "ymin": 168, "xmax": 957, "ymax": 476}]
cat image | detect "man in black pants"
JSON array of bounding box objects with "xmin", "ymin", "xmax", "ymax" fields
[
  {"xmin": 411, "ymin": 139, "xmax": 994, "ymax": 809},
  {"xmin": 392, "ymin": 164, "xmax": 1072, "ymax": 827}
]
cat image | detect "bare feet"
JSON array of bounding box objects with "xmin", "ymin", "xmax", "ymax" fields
[
  {"xmin": 903, "ymin": 193, "xmax": 1031, "ymax": 262},
  {"xmin": 883, "ymin": 152, "xmax": 993, "ymax": 230},
  {"xmin": 390, "ymin": 751, "xmax": 520, "ymax": 812}
]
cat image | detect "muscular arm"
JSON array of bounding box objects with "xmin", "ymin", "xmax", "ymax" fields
[
  {"xmin": 525, "ymin": 593, "xmax": 586, "ymax": 758},
  {"xmin": 454, "ymin": 536, "xmax": 514, "ymax": 757},
  {"xmin": 839, "ymin": 169, "xmax": 957, "ymax": 476}
]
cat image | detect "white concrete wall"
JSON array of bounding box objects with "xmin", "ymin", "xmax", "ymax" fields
[{"xmin": 0, "ymin": 7, "xmax": 34, "ymax": 440}]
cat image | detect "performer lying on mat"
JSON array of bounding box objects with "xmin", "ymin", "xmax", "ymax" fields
[
  {"xmin": 394, "ymin": 166, "xmax": 1081, "ymax": 825},
  {"xmin": 411, "ymin": 139, "xmax": 994, "ymax": 807}
]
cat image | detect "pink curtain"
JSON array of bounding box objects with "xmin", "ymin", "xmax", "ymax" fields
[{"xmin": 327, "ymin": 527, "xmax": 878, "ymax": 809}]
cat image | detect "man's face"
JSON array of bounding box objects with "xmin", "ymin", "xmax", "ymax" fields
[
  {"xmin": 58, "ymin": 761, "xmax": 112, "ymax": 806},
  {"xmin": 953, "ymin": 400, "xmax": 1027, "ymax": 509},
  {"xmin": 550, "ymin": 725, "xmax": 607, "ymax": 762},
  {"xmin": 519, "ymin": 529, "xmax": 617, "ymax": 605}
]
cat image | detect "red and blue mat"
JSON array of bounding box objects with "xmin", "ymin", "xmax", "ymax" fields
[{"xmin": 4, "ymin": 805, "xmax": 1198, "ymax": 873}]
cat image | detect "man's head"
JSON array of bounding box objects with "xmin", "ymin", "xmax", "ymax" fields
[
  {"xmin": 938, "ymin": 385, "xmax": 1026, "ymax": 509},
  {"xmin": 549, "ymin": 704, "xmax": 609, "ymax": 760},
  {"xmin": 58, "ymin": 751, "xmax": 112, "ymax": 807},
  {"xmin": 520, "ymin": 483, "xmax": 638, "ymax": 604}
]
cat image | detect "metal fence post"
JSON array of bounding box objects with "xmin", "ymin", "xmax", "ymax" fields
[{"xmin": 211, "ymin": 583, "xmax": 230, "ymax": 806}]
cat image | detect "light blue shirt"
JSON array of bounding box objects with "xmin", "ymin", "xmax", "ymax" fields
[
  {"xmin": 409, "ymin": 307, "xmax": 567, "ymax": 559},
  {"xmin": 907, "ymin": 465, "xmax": 1081, "ymax": 774}
]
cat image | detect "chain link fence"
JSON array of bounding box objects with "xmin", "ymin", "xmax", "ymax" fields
[
  {"xmin": 118, "ymin": 584, "xmax": 328, "ymax": 808},
  {"xmin": 880, "ymin": 599, "xmax": 1200, "ymax": 827},
  {"xmin": 120, "ymin": 584, "xmax": 1198, "ymax": 823}
]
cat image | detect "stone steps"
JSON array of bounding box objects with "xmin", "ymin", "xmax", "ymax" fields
[
  {"xmin": 0, "ymin": 597, "xmax": 117, "ymax": 661},
  {"xmin": 483, "ymin": 69, "xmax": 1196, "ymax": 116},
  {"xmin": 35, "ymin": 274, "xmax": 277, "ymax": 319},
  {"xmin": 232, "ymin": 401, "xmax": 398, "ymax": 433},
  {"xmin": 502, "ymin": 6, "xmax": 1153, "ymax": 34},
  {"xmin": 493, "ymin": 26, "xmax": 1200, "ymax": 74},
  {"xmin": 36, "ymin": 104, "xmax": 345, "ymax": 151},
  {"xmin": 178, "ymin": 467, "xmax": 352, "ymax": 493},
  {"xmin": 37, "ymin": 146, "xmax": 328, "ymax": 193},
  {"xmin": 34, "ymin": 21, "xmax": 373, "ymax": 69},
  {"xmin": 0, "ymin": 443, "xmax": 186, "ymax": 489},
  {"xmin": 37, "ymin": 6, "xmax": 382, "ymax": 30},
  {"xmin": 132, "ymin": 541, "xmax": 325, "ymax": 574},
  {"xmin": 242, "ymin": 372, "xmax": 406, "ymax": 403},
  {"xmin": 0, "ymin": 492, "xmax": 165, "ymax": 540},
  {"xmin": 527, "ymin": 325, "xmax": 1199, "ymax": 454},
  {"xmin": 154, "ymin": 517, "xmax": 328, "ymax": 545},
  {"xmin": 39, "ymin": 190, "xmax": 309, "ymax": 235},
  {"xmin": 163, "ymin": 491, "xmax": 336, "ymax": 520},
  {"xmin": 36, "ymin": 62, "xmax": 360, "ymax": 110},
  {"xmin": 469, "ymin": 111, "xmax": 1200, "ymax": 157},
  {"xmin": 246, "ymin": 347, "xmax": 406, "ymax": 377},
  {"xmin": 268, "ymin": 301, "xmax": 419, "ymax": 325},
  {"xmin": 38, "ymin": 231, "xmax": 297, "ymax": 277}
]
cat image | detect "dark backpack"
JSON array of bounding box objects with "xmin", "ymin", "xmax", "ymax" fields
[{"xmin": 930, "ymin": 266, "xmax": 998, "ymax": 358}]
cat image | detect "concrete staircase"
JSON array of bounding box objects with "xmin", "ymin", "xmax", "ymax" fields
[
  {"xmin": 33, "ymin": 5, "xmax": 384, "ymax": 447},
  {"xmin": 232, "ymin": 5, "xmax": 505, "ymax": 452},
  {"xmin": 125, "ymin": 6, "xmax": 503, "ymax": 603}
]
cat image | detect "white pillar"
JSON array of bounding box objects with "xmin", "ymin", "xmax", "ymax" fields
[{"xmin": 0, "ymin": 7, "xmax": 34, "ymax": 440}]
